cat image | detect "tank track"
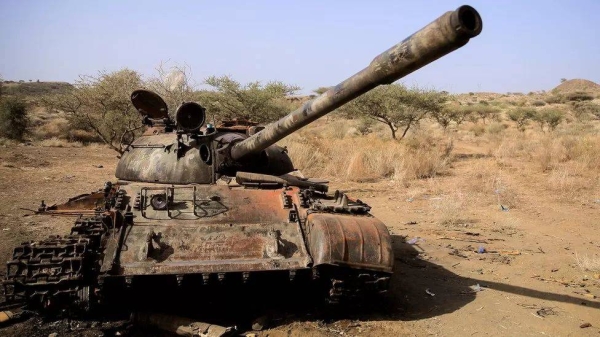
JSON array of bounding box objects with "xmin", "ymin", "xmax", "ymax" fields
[
  {"xmin": 328, "ymin": 273, "xmax": 390, "ymax": 301},
  {"xmin": 3, "ymin": 216, "xmax": 108, "ymax": 312},
  {"xmin": 315, "ymin": 266, "xmax": 391, "ymax": 303},
  {"xmin": 3, "ymin": 215, "xmax": 388, "ymax": 310}
]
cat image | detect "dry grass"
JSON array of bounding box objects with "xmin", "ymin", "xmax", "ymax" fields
[
  {"xmin": 37, "ymin": 137, "xmax": 83, "ymax": 148},
  {"xmin": 575, "ymin": 253, "xmax": 600, "ymax": 272},
  {"xmin": 429, "ymin": 190, "xmax": 470, "ymax": 226},
  {"xmin": 280, "ymin": 122, "xmax": 454, "ymax": 184},
  {"xmin": 32, "ymin": 118, "xmax": 70, "ymax": 140},
  {"xmin": 0, "ymin": 137, "xmax": 20, "ymax": 147}
]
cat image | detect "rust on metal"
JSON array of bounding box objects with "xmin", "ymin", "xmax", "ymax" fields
[{"xmin": 305, "ymin": 213, "xmax": 393, "ymax": 273}]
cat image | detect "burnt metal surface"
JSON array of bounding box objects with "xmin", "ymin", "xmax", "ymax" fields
[
  {"xmin": 230, "ymin": 5, "xmax": 482, "ymax": 160},
  {"xmin": 131, "ymin": 89, "xmax": 169, "ymax": 119},
  {"xmin": 100, "ymin": 184, "xmax": 312, "ymax": 276},
  {"xmin": 116, "ymin": 133, "xmax": 214, "ymax": 184}
]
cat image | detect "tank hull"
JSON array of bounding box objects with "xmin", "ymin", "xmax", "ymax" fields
[{"xmin": 3, "ymin": 182, "xmax": 393, "ymax": 311}]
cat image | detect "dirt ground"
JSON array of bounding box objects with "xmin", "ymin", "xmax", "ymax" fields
[{"xmin": 0, "ymin": 144, "xmax": 598, "ymax": 337}]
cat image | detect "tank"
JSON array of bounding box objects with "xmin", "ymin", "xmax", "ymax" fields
[{"xmin": 3, "ymin": 6, "xmax": 482, "ymax": 312}]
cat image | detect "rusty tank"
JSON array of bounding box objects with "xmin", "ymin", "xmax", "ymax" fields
[{"xmin": 3, "ymin": 6, "xmax": 482, "ymax": 312}]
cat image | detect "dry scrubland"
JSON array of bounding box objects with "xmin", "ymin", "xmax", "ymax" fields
[
  {"xmin": 1, "ymin": 79, "xmax": 600, "ymax": 336},
  {"xmin": 283, "ymin": 91, "xmax": 600, "ymax": 201}
]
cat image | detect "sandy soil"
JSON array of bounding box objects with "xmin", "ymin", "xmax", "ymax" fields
[{"xmin": 0, "ymin": 145, "xmax": 598, "ymax": 336}]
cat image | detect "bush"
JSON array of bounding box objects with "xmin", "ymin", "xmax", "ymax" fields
[
  {"xmin": 32, "ymin": 118, "xmax": 69, "ymax": 140},
  {"xmin": 464, "ymin": 104, "xmax": 501, "ymax": 124},
  {"xmin": 531, "ymin": 100, "xmax": 546, "ymax": 107},
  {"xmin": 0, "ymin": 97, "xmax": 29, "ymax": 140},
  {"xmin": 544, "ymin": 95, "xmax": 564, "ymax": 104},
  {"xmin": 69, "ymin": 129, "xmax": 102, "ymax": 143},
  {"xmin": 508, "ymin": 108, "xmax": 536, "ymax": 131},
  {"xmin": 469, "ymin": 124, "xmax": 485, "ymax": 136},
  {"xmin": 535, "ymin": 108, "xmax": 565, "ymax": 131},
  {"xmin": 572, "ymin": 101, "xmax": 600, "ymax": 120},
  {"xmin": 486, "ymin": 122, "xmax": 505, "ymax": 135},
  {"xmin": 356, "ymin": 117, "xmax": 375, "ymax": 135},
  {"xmin": 566, "ymin": 91, "xmax": 594, "ymax": 102}
]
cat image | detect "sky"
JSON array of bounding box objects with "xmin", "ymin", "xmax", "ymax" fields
[{"xmin": 1, "ymin": 0, "xmax": 599, "ymax": 94}]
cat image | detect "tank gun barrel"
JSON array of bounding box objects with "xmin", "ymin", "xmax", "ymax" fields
[{"xmin": 230, "ymin": 5, "xmax": 482, "ymax": 160}]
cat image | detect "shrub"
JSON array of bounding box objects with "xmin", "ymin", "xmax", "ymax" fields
[
  {"xmin": 465, "ymin": 104, "xmax": 501, "ymax": 124},
  {"xmin": 69, "ymin": 129, "xmax": 102, "ymax": 143},
  {"xmin": 0, "ymin": 97, "xmax": 29, "ymax": 140},
  {"xmin": 469, "ymin": 124, "xmax": 486, "ymax": 136},
  {"xmin": 507, "ymin": 108, "xmax": 536, "ymax": 131},
  {"xmin": 544, "ymin": 95, "xmax": 564, "ymax": 104},
  {"xmin": 486, "ymin": 122, "xmax": 505, "ymax": 135},
  {"xmin": 531, "ymin": 100, "xmax": 546, "ymax": 107},
  {"xmin": 566, "ymin": 91, "xmax": 594, "ymax": 102},
  {"xmin": 356, "ymin": 117, "xmax": 375, "ymax": 135},
  {"xmin": 535, "ymin": 108, "xmax": 565, "ymax": 131},
  {"xmin": 572, "ymin": 101, "xmax": 600, "ymax": 120},
  {"xmin": 32, "ymin": 118, "xmax": 69, "ymax": 140}
]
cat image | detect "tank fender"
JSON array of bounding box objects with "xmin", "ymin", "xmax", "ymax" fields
[{"xmin": 306, "ymin": 213, "xmax": 393, "ymax": 273}]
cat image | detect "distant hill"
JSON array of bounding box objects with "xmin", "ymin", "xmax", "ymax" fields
[
  {"xmin": 1, "ymin": 81, "xmax": 73, "ymax": 96},
  {"xmin": 552, "ymin": 79, "xmax": 600, "ymax": 93}
]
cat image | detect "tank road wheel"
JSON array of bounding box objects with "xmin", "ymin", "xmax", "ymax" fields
[{"xmin": 315, "ymin": 266, "xmax": 391, "ymax": 303}]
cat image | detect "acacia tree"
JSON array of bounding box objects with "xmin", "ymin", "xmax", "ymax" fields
[
  {"xmin": 201, "ymin": 75, "xmax": 300, "ymax": 123},
  {"xmin": 467, "ymin": 104, "xmax": 501, "ymax": 124},
  {"xmin": 507, "ymin": 107, "xmax": 536, "ymax": 132},
  {"xmin": 43, "ymin": 69, "xmax": 144, "ymax": 153},
  {"xmin": 534, "ymin": 108, "xmax": 565, "ymax": 131},
  {"xmin": 429, "ymin": 99, "xmax": 473, "ymax": 130},
  {"xmin": 344, "ymin": 84, "xmax": 447, "ymax": 139}
]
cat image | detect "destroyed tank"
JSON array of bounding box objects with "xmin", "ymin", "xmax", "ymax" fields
[{"xmin": 3, "ymin": 6, "xmax": 482, "ymax": 312}]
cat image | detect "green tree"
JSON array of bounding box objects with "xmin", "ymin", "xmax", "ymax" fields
[
  {"xmin": 202, "ymin": 75, "xmax": 300, "ymax": 123},
  {"xmin": 430, "ymin": 98, "xmax": 471, "ymax": 130},
  {"xmin": 507, "ymin": 107, "xmax": 536, "ymax": 132},
  {"xmin": 0, "ymin": 96, "xmax": 29, "ymax": 140},
  {"xmin": 467, "ymin": 104, "xmax": 501, "ymax": 124},
  {"xmin": 534, "ymin": 108, "xmax": 565, "ymax": 131},
  {"xmin": 343, "ymin": 84, "xmax": 447, "ymax": 139},
  {"xmin": 43, "ymin": 69, "xmax": 144, "ymax": 153}
]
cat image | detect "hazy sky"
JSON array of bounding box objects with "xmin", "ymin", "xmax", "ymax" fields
[{"xmin": 1, "ymin": 1, "xmax": 598, "ymax": 94}]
